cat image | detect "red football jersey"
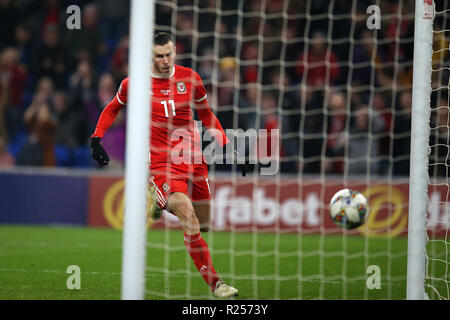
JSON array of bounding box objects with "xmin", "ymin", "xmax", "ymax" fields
[{"xmin": 92, "ymin": 65, "xmax": 229, "ymax": 176}]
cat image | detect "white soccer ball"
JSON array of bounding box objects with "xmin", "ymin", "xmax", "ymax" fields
[{"xmin": 329, "ymin": 189, "xmax": 369, "ymax": 229}]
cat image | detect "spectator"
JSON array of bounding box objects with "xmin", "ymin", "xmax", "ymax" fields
[
  {"xmin": 53, "ymin": 90, "xmax": 86, "ymax": 149},
  {"xmin": 268, "ymin": 71, "xmax": 300, "ymax": 173},
  {"xmin": 430, "ymin": 28, "xmax": 450, "ymax": 94},
  {"xmin": 175, "ymin": 12, "xmax": 194, "ymax": 67},
  {"xmin": 196, "ymin": 0, "xmax": 217, "ymax": 57},
  {"xmin": 14, "ymin": 23, "xmax": 34, "ymax": 66},
  {"xmin": 238, "ymin": 83, "xmax": 259, "ymax": 131},
  {"xmin": 296, "ymin": 30, "xmax": 340, "ymax": 87},
  {"xmin": 384, "ymin": 2, "xmax": 414, "ymax": 64},
  {"xmin": 109, "ymin": 34, "xmax": 128, "ymax": 84},
  {"xmin": 284, "ymin": 11, "xmax": 305, "ymax": 83},
  {"xmin": 0, "ymin": 47, "xmax": 27, "ymax": 140},
  {"xmin": 69, "ymin": 58, "xmax": 97, "ymax": 131},
  {"xmin": 154, "ymin": 0, "xmax": 173, "ymax": 29},
  {"xmin": 392, "ymin": 90, "xmax": 412, "ymax": 176},
  {"xmin": 217, "ymin": 21, "xmax": 236, "ymax": 58},
  {"xmin": 96, "ymin": 0, "xmax": 129, "ymax": 41},
  {"xmin": 347, "ymin": 105, "xmax": 385, "ymax": 175},
  {"xmin": 216, "ymin": 57, "xmax": 237, "ymax": 130},
  {"xmin": 0, "ymin": 69, "xmax": 8, "ymax": 141},
  {"xmin": 39, "ymin": 0, "xmax": 62, "ymax": 30},
  {"xmin": 96, "ymin": 73, "xmax": 116, "ymax": 111},
  {"xmin": 197, "ymin": 47, "xmax": 214, "ymax": 81},
  {"xmin": 351, "ymin": 30, "xmax": 387, "ymax": 94},
  {"xmin": 258, "ymin": 91, "xmax": 282, "ymax": 164},
  {"xmin": 0, "ymin": 47, "xmax": 27, "ymax": 108},
  {"xmin": 330, "ymin": 0, "xmax": 353, "ymax": 63},
  {"xmin": 299, "ymin": 88, "xmax": 325, "ymax": 174},
  {"xmin": 64, "ymin": 3, "xmax": 106, "ymax": 67},
  {"xmin": 261, "ymin": 19, "xmax": 283, "ymax": 67},
  {"xmin": 94, "ymin": 73, "xmax": 125, "ymax": 168},
  {"xmin": 371, "ymin": 92, "xmax": 392, "ymax": 174},
  {"xmin": 429, "ymin": 97, "xmax": 449, "ymax": 177},
  {"xmin": 324, "ymin": 90, "xmax": 348, "ymax": 174},
  {"xmin": 30, "ymin": 23, "xmax": 69, "ymax": 89},
  {"xmin": 380, "ymin": 2, "xmax": 414, "ymax": 90},
  {"xmin": 241, "ymin": 41, "xmax": 259, "ymax": 84},
  {"xmin": 0, "ymin": 0, "xmax": 22, "ymax": 50},
  {"xmin": 18, "ymin": 77, "xmax": 57, "ymax": 167}
]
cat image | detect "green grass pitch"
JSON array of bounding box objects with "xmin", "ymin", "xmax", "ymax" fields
[{"xmin": 0, "ymin": 224, "xmax": 423, "ymax": 300}]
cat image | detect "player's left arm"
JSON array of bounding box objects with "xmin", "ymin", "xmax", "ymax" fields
[
  {"xmin": 192, "ymin": 72, "xmax": 229, "ymax": 147},
  {"xmin": 193, "ymin": 72, "xmax": 249, "ymax": 176},
  {"xmin": 194, "ymin": 98, "xmax": 230, "ymax": 147}
]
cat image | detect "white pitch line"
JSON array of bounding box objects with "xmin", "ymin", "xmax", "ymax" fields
[
  {"xmin": 0, "ymin": 268, "xmax": 122, "ymax": 276},
  {"xmin": 1, "ymin": 240, "xmax": 121, "ymax": 249}
]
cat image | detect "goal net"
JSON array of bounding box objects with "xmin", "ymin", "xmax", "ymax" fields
[
  {"xmin": 426, "ymin": 0, "xmax": 450, "ymax": 300},
  {"xmin": 138, "ymin": 0, "xmax": 450, "ymax": 299}
]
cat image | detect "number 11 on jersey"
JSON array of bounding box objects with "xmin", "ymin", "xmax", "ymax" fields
[{"xmin": 161, "ymin": 100, "xmax": 176, "ymax": 117}]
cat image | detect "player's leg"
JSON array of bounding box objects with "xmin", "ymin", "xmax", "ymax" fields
[
  {"xmin": 166, "ymin": 192, "xmax": 200, "ymax": 235},
  {"xmin": 191, "ymin": 164, "xmax": 212, "ymax": 232},
  {"xmin": 151, "ymin": 172, "xmax": 238, "ymax": 297},
  {"xmin": 149, "ymin": 174, "xmax": 198, "ymax": 233},
  {"xmin": 148, "ymin": 174, "xmax": 173, "ymax": 221},
  {"xmin": 192, "ymin": 200, "xmax": 210, "ymax": 232},
  {"xmin": 191, "ymin": 164, "xmax": 239, "ymax": 297},
  {"xmin": 149, "ymin": 174, "xmax": 203, "ymax": 236},
  {"xmin": 166, "ymin": 191, "xmax": 222, "ymax": 292}
]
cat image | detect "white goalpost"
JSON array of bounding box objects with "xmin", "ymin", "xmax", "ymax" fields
[
  {"xmin": 406, "ymin": 0, "xmax": 433, "ymax": 300},
  {"xmin": 121, "ymin": 0, "xmax": 154, "ymax": 300},
  {"xmin": 408, "ymin": 0, "xmax": 450, "ymax": 300}
]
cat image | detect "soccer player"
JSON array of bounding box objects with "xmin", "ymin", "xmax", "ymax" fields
[{"xmin": 90, "ymin": 32, "xmax": 248, "ymax": 298}]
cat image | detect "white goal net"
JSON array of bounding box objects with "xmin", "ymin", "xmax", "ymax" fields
[
  {"xmin": 137, "ymin": 0, "xmax": 450, "ymax": 300},
  {"xmin": 426, "ymin": 0, "xmax": 450, "ymax": 300}
]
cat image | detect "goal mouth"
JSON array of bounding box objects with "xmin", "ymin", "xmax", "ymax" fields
[{"xmin": 120, "ymin": 0, "xmax": 449, "ymax": 300}]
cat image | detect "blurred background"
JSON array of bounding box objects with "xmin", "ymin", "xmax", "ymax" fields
[{"xmin": 0, "ymin": 0, "xmax": 445, "ymax": 177}]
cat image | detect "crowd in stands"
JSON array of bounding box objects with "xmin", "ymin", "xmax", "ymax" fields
[
  {"xmin": 0, "ymin": 0, "xmax": 447, "ymax": 177},
  {"xmin": 0, "ymin": 0, "xmax": 129, "ymax": 168}
]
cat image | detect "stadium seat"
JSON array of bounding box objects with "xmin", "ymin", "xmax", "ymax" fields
[
  {"xmin": 73, "ymin": 146, "xmax": 92, "ymax": 168},
  {"xmin": 54, "ymin": 145, "xmax": 72, "ymax": 167}
]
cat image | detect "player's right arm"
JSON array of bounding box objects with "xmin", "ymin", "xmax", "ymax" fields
[{"xmin": 90, "ymin": 78, "xmax": 128, "ymax": 166}]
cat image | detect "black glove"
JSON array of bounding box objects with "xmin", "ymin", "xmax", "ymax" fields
[
  {"xmin": 90, "ymin": 137, "xmax": 109, "ymax": 166},
  {"xmin": 234, "ymin": 149, "xmax": 249, "ymax": 177}
]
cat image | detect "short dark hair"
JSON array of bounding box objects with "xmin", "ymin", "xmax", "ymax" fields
[{"xmin": 154, "ymin": 32, "xmax": 173, "ymax": 46}]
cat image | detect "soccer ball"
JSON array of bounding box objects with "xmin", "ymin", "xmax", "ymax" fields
[{"xmin": 329, "ymin": 189, "xmax": 369, "ymax": 229}]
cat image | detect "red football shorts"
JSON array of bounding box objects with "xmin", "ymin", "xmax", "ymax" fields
[{"xmin": 149, "ymin": 163, "xmax": 211, "ymax": 209}]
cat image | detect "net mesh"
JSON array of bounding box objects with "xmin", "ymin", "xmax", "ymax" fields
[
  {"xmin": 142, "ymin": 0, "xmax": 449, "ymax": 300},
  {"xmin": 426, "ymin": 0, "xmax": 450, "ymax": 300}
]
